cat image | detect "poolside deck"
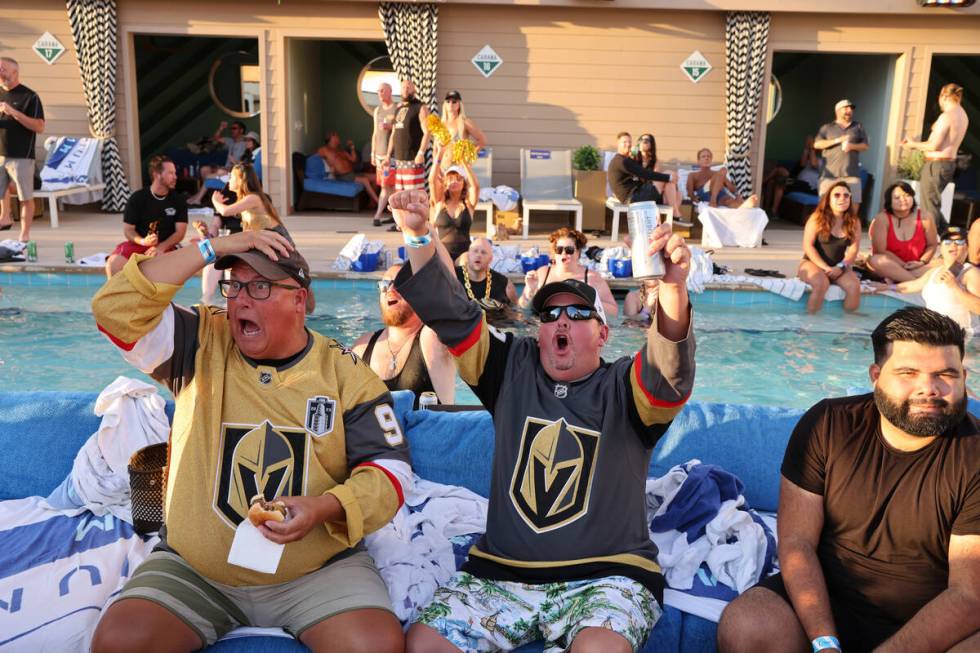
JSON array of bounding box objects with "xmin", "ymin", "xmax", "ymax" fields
[{"xmin": 0, "ymin": 206, "xmax": 838, "ymax": 284}]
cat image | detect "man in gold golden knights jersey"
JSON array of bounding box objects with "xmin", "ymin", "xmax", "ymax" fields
[{"xmin": 90, "ymin": 226, "xmax": 409, "ymax": 653}]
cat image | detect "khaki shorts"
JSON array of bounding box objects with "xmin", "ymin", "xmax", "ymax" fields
[
  {"xmin": 0, "ymin": 157, "xmax": 35, "ymax": 201},
  {"xmin": 113, "ymin": 549, "xmax": 394, "ymax": 646},
  {"xmin": 818, "ymin": 176, "xmax": 861, "ymax": 202}
]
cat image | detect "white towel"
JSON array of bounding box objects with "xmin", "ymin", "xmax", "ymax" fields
[
  {"xmin": 697, "ymin": 205, "xmax": 769, "ymax": 248},
  {"xmin": 69, "ymin": 377, "xmax": 170, "ymax": 521},
  {"xmin": 78, "ymin": 253, "xmax": 109, "ymax": 266},
  {"xmin": 366, "ymin": 475, "xmax": 488, "ymax": 623},
  {"xmin": 331, "ymin": 234, "xmax": 367, "ymax": 271}
]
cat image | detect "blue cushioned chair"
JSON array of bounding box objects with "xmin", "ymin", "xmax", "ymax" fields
[{"xmin": 295, "ymin": 153, "xmax": 366, "ymax": 212}]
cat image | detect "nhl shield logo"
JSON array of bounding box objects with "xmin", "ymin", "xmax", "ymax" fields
[{"xmin": 305, "ymin": 396, "xmax": 336, "ymax": 437}]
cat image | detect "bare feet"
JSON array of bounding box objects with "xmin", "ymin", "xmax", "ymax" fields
[{"xmin": 739, "ymin": 194, "xmax": 759, "ymax": 209}]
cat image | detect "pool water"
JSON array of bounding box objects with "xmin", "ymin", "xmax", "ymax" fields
[{"xmin": 1, "ymin": 276, "xmax": 975, "ymax": 408}]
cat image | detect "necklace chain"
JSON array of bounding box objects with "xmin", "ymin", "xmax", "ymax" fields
[
  {"xmin": 385, "ymin": 329, "xmax": 417, "ymax": 374},
  {"xmin": 462, "ymin": 265, "xmax": 492, "ymax": 302}
]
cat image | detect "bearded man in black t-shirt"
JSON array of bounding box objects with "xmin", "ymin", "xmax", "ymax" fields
[
  {"xmin": 718, "ymin": 307, "xmax": 980, "ymax": 653},
  {"xmin": 0, "ymin": 56, "xmax": 45, "ymax": 242},
  {"xmin": 106, "ymin": 155, "xmax": 187, "ymax": 277}
]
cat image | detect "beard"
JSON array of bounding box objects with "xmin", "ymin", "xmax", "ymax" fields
[
  {"xmin": 381, "ymin": 301, "xmax": 414, "ymax": 327},
  {"xmin": 873, "ymin": 386, "xmax": 967, "ymax": 438}
]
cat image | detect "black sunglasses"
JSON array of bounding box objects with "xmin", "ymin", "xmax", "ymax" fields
[
  {"xmin": 539, "ymin": 305, "xmax": 601, "ymax": 323},
  {"xmin": 554, "ymin": 246, "xmax": 576, "ymax": 256}
]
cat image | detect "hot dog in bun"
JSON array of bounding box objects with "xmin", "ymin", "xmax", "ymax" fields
[{"xmin": 247, "ymin": 494, "xmax": 288, "ymax": 526}]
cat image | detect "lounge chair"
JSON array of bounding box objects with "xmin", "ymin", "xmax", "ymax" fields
[
  {"xmin": 294, "ymin": 152, "xmax": 365, "ymax": 212},
  {"xmin": 35, "ymin": 137, "xmax": 106, "ymax": 228},
  {"xmin": 603, "ymin": 150, "xmax": 680, "ymax": 242},
  {"xmin": 520, "ymin": 148, "xmax": 582, "ymax": 239},
  {"xmin": 471, "ymin": 147, "xmax": 495, "ymax": 237}
]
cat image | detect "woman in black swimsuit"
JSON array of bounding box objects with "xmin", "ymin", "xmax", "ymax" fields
[
  {"xmin": 429, "ymin": 152, "xmax": 479, "ymax": 263},
  {"xmin": 798, "ymin": 179, "xmax": 863, "ymax": 313}
]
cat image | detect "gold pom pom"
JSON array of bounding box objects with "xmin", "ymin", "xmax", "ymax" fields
[
  {"xmin": 426, "ymin": 114, "xmax": 451, "ymax": 146},
  {"xmin": 452, "ymin": 140, "xmax": 478, "ymax": 165}
]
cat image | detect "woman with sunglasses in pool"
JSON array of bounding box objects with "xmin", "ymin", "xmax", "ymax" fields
[
  {"xmin": 435, "ymin": 90, "xmax": 487, "ymax": 168},
  {"xmin": 519, "ymin": 227, "xmax": 619, "ymax": 318},
  {"xmin": 887, "ymin": 227, "xmax": 980, "ymax": 333},
  {"xmin": 632, "ymin": 133, "xmax": 682, "ymax": 217},
  {"xmin": 797, "ymin": 180, "xmax": 863, "ymax": 313},
  {"xmin": 428, "ymin": 149, "xmax": 479, "ymax": 264}
]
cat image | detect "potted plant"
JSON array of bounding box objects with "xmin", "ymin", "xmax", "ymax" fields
[
  {"xmin": 572, "ymin": 145, "xmax": 606, "ymax": 231},
  {"xmin": 896, "ymin": 149, "xmax": 927, "ymax": 209}
]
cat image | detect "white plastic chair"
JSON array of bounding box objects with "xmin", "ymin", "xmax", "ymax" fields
[
  {"xmin": 603, "ymin": 150, "xmax": 679, "ymax": 242},
  {"xmin": 520, "ymin": 148, "xmax": 582, "ymax": 239},
  {"xmin": 471, "ymin": 147, "xmax": 495, "ymax": 237}
]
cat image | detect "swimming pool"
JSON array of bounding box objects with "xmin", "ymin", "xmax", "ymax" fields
[{"xmin": 1, "ymin": 273, "xmax": 973, "ymax": 408}]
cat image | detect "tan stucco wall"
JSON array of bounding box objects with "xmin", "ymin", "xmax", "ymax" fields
[{"xmin": 5, "ymin": 1, "xmax": 980, "ymax": 216}]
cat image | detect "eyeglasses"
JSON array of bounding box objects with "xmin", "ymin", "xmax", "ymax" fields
[
  {"xmin": 539, "ymin": 304, "xmax": 601, "ymax": 323},
  {"xmin": 377, "ymin": 279, "xmax": 395, "ymax": 293},
  {"xmin": 554, "ymin": 246, "xmax": 576, "ymax": 256},
  {"xmin": 218, "ymin": 279, "xmax": 301, "ymax": 300}
]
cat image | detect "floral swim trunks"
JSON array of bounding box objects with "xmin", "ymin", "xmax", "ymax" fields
[{"xmin": 413, "ymin": 572, "xmax": 662, "ymax": 653}]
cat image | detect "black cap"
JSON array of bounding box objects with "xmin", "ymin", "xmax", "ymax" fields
[
  {"xmin": 942, "ymin": 226, "xmax": 967, "ymax": 242},
  {"xmin": 445, "ymin": 90, "xmax": 462, "ymax": 101},
  {"xmin": 531, "ymin": 278, "xmax": 607, "ymax": 324},
  {"xmin": 214, "ymin": 226, "xmax": 315, "ymax": 313}
]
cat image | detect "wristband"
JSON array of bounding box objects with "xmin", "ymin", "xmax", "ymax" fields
[
  {"xmin": 403, "ymin": 232, "xmax": 432, "ymax": 249},
  {"xmin": 197, "ymin": 238, "xmax": 216, "ymax": 265},
  {"xmin": 835, "ymin": 261, "xmax": 847, "ymax": 269},
  {"xmin": 812, "ymin": 635, "xmax": 840, "ymax": 652}
]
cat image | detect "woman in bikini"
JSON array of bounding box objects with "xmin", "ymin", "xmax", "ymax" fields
[
  {"xmin": 429, "ymin": 152, "xmax": 479, "ymax": 264},
  {"xmin": 519, "ymin": 227, "xmax": 619, "ymax": 318},
  {"xmin": 435, "ymin": 90, "xmax": 487, "ymax": 168},
  {"xmin": 798, "ymin": 180, "xmax": 863, "ymax": 313},
  {"xmin": 211, "ymin": 163, "xmax": 285, "ymax": 233},
  {"xmin": 865, "ymin": 181, "xmax": 938, "ymax": 283}
]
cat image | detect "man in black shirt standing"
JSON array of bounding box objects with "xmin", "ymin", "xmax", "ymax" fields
[
  {"xmin": 0, "ymin": 57, "xmax": 45, "ymax": 242},
  {"xmin": 106, "ymin": 155, "xmax": 187, "ymax": 277},
  {"xmin": 718, "ymin": 307, "xmax": 980, "ymax": 653},
  {"xmin": 607, "ymin": 131, "xmax": 674, "ymax": 204},
  {"xmin": 384, "ymin": 79, "xmax": 430, "ymax": 194}
]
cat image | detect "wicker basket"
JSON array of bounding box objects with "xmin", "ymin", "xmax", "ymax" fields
[{"xmin": 128, "ymin": 442, "xmax": 168, "ymax": 535}]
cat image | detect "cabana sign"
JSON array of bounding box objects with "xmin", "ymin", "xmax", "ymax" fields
[
  {"xmin": 680, "ymin": 51, "xmax": 712, "ymax": 84},
  {"xmin": 32, "ymin": 32, "xmax": 66, "ymax": 66},
  {"xmin": 472, "ymin": 45, "xmax": 502, "ymax": 78}
]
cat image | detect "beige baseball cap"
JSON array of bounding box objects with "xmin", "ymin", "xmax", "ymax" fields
[{"xmin": 835, "ymin": 99, "xmax": 855, "ymax": 112}]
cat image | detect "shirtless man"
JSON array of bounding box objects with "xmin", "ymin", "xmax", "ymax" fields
[
  {"xmin": 903, "ymin": 84, "xmax": 969, "ymax": 232},
  {"xmin": 686, "ymin": 148, "xmax": 758, "ymax": 209},
  {"xmin": 318, "ymin": 132, "xmax": 380, "ymax": 206}
]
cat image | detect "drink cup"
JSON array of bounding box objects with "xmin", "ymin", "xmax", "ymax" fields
[{"xmin": 627, "ymin": 201, "xmax": 666, "ymax": 279}]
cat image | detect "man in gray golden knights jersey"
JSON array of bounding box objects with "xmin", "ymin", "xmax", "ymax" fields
[{"xmin": 387, "ymin": 188, "xmax": 696, "ymax": 653}]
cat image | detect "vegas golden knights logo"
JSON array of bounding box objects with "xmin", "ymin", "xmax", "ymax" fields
[
  {"xmin": 215, "ymin": 421, "xmax": 307, "ymax": 525},
  {"xmin": 510, "ymin": 417, "xmax": 600, "ymax": 533}
]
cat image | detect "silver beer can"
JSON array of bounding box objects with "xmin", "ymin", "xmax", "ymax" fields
[
  {"xmin": 418, "ymin": 391, "xmax": 438, "ymax": 410},
  {"xmin": 627, "ymin": 201, "xmax": 666, "ymax": 279}
]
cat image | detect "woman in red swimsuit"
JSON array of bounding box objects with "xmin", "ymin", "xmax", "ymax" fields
[{"xmin": 866, "ymin": 181, "xmax": 938, "ymax": 282}]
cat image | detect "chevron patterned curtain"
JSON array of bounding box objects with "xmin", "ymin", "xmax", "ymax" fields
[
  {"xmin": 724, "ymin": 12, "xmax": 770, "ymax": 197},
  {"xmin": 379, "ymin": 1, "xmax": 438, "ymax": 175},
  {"xmin": 66, "ymin": 0, "xmax": 130, "ymax": 212}
]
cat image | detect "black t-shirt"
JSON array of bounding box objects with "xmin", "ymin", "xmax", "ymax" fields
[
  {"xmin": 123, "ymin": 188, "xmax": 188, "ymax": 242},
  {"xmin": 391, "ymin": 97, "xmax": 423, "ymax": 161},
  {"xmin": 606, "ymin": 153, "xmax": 670, "ymax": 203},
  {"xmin": 455, "ymin": 266, "xmax": 511, "ymax": 304},
  {"xmin": 0, "ymin": 84, "xmax": 44, "ymax": 159},
  {"xmin": 782, "ymin": 394, "xmax": 980, "ymax": 623}
]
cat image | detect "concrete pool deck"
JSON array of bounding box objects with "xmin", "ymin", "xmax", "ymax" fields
[{"xmin": 0, "ymin": 206, "xmax": 851, "ymax": 286}]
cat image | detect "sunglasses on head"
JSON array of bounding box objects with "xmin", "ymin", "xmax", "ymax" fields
[
  {"xmin": 554, "ymin": 245, "xmax": 576, "ymax": 256},
  {"xmin": 377, "ymin": 279, "xmax": 395, "ymax": 293},
  {"xmin": 539, "ymin": 304, "xmax": 601, "ymax": 323}
]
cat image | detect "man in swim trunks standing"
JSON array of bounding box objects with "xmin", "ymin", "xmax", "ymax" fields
[{"xmin": 388, "ymin": 188, "xmax": 696, "ymax": 653}]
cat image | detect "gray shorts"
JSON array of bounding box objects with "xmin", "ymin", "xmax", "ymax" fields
[
  {"xmin": 0, "ymin": 157, "xmax": 35, "ymax": 200},
  {"xmin": 818, "ymin": 176, "xmax": 861, "ymax": 202},
  {"xmin": 112, "ymin": 549, "xmax": 394, "ymax": 646}
]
